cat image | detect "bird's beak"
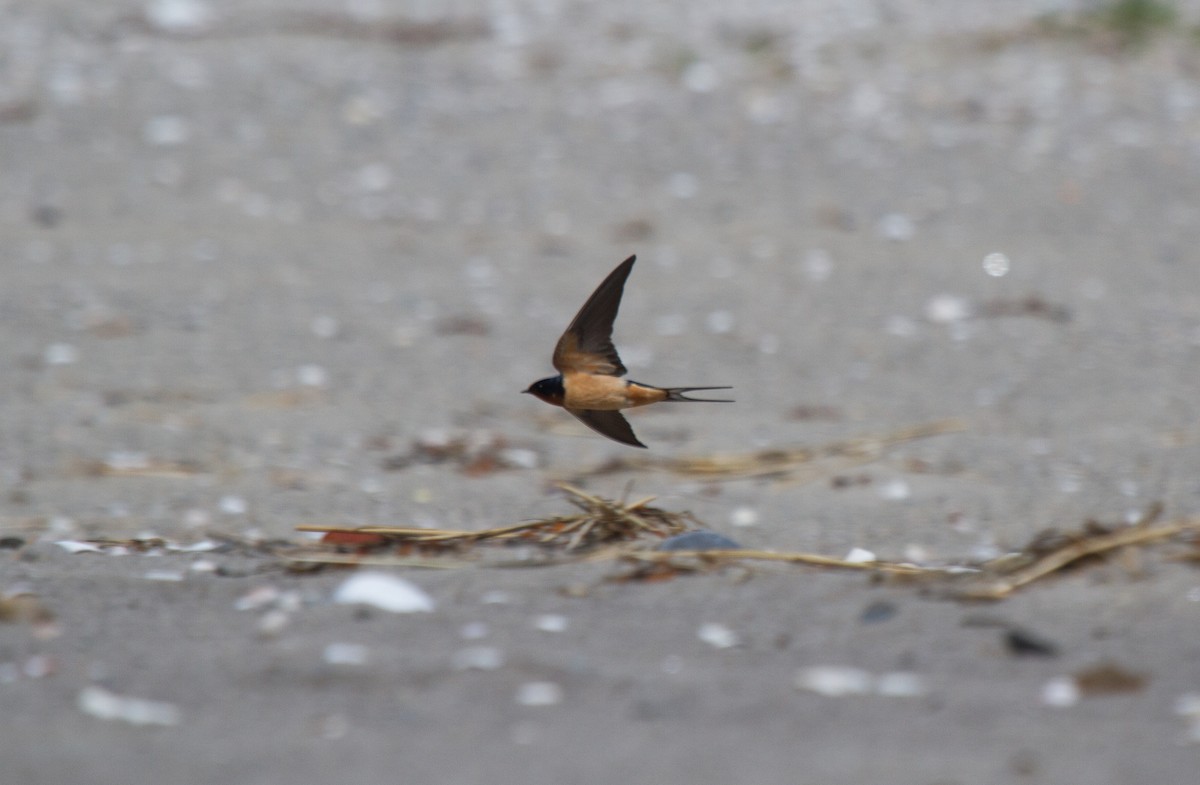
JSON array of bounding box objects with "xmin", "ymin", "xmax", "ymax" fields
[{"xmin": 521, "ymin": 388, "xmax": 532, "ymax": 394}]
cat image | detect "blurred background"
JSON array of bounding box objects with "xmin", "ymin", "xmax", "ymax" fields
[{"xmin": 2, "ymin": 0, "xmax": 1199, "ymax": 544}]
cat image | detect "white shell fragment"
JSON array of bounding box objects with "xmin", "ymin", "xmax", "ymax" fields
[
  {"xmin": 794, "ymin": 666, "xmax": 928, "ymax": 698},
  {"xmin": 1041, "ymin": 676, "xmax": 1081, "ymax": 708},
  {"xmin": 144, "ymin": 0, "xmax": 214, "ymax": 34},
  {"xmin": 843, "ymin": 547, "xmax": 877, "ymax": 564},
  {"xmin": 729, "ymin": 506, "xmax": 759, "ymax": 528},
  {"xmin": 697, "ymin": 622, "xmax": 740, "ymax": 649},
  {"xmin": 77, "ymin": 686, "xmax": 181, "ymax": 727},
  {"xmin": 168, "ymin": 540, "xmax": 219, "ymax": 553},
  {"xmin": 54, "ymin": 540, "xmax": 104, "ymax": 554},
  {"xmin": 982, "ymin": 252, "xmax": 1011, "ymax": 277},
  {"xmin": 218, "ymin": 496, "xmax": 247, "ymax": 515},
  {"xmin": 879, "ymin": 479, "xmax": 912, "ymax": 501},
  {"xmin": 925, "ymin": 294, "xmax": 972, "ymax": 324},
  {"xmin": 332, "ymin": 572, "xmax": 434, "ymax": 614},
  {"xmin": 794, "ymin": 666, "xmax": 874, "ymax": 697}
]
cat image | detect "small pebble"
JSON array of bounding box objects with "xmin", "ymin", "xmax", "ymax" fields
[
  {"xmin": 1042, "ymin": 676, "xmax": 1080, "ymax": 708},
  {"xmin": 982, "ymin": 252, "xmax": 1011, "ymax": 277},
  {"xmin": 844, "ymin": 547, "xmax": 876, "ymax": 564},
  {"xmin": 803, "ymin": 249, "xmax": 833, "ymax": 282},
  {"xmin": 332, "ymin": 572, "xmax": 434, "ymax": 614},
  {"xmin": 697, "ymin": 622, "xmax": 739, "ymax": 649},
  {"xmin": 1174, "ymin": 693, "xmax": 1200, "ymax": 718},
  {"xmin": 21, "ymin": 654, "xmax": 55, "ymax": 680},
  {"xmin": 452, "ymin": 646, "xmax": 504, "ymax": 671},
  {"xmin": 77, "ymin": 686, "xmax": 181, "ymax": 726},
  {"xmin": 875, "ymin": 671, "xmax": 927, "ymax": 698},
  {"xmin": 729, "ymin": 507, "xmax": 759, "ymax": 528},
  {"xmin": 859, "ymin": 600, "xmax": 898, "ymax": 624},
  {"xmin": 142, "ymin": 115, "xmax": 191, "ymax": 146},
  {"xmin": 877, "ymin": 213, "xmax": 915, "ymax": 241},
  {"xmin": 794, "ymin": 666, "xmax": 873, "ymax": 697},
  {"xmin": 499, "ymin": 448, "xmax": 539, "ymax": 470},
  {"xmin": 879, "ymin": 479, "xmax": 911, "ymax": 501},
  {"xmin": 704, "ymin": 310, "xmax": 735, "ymax": 334},
  {"xmin": 143, "ymin": 570, "xmax": 184, "ymax": 582},
  {"xmin": 1005, "ymin": 627, "xmax": 1060, "ymax": 658},
  {"xmin": 323, "ymin": 643, "xmax": 369, "ymax": 666},
  {"xmin": 296, "ymin": 364, "xmax": 327, "ymax": 387},
  {"xmin": 310, "ymin": 315, "xmax": 340, "ymax": 339},
  {"xmin": 257, "ymin": 610, "xmax": 290, "ymax": 638},
  {"xmin": 169, "ymin": 540, "xmax": 219, "ymax": 553},
  {"xmin": 925, "ymin": 295, "xmax": 972, "ymax": 324},
  {"xmin": 144, "ymin": 0, "xmax": 214, "ymax": 34},
  {"xmin": 44, "ymin": 343, "xmax": 79, "ymax": 366},
  {"xmin": 55, "ymin": 540, "xmax": 103, "ymax": 554},
  {"xmin": 460, "ymin": 621, "xmax": 489, "ymax": 640},
  {"xmin": 515, "ymin": 681, "xmax": 563, "ymax": 707},
  {"xmin": 657, "ymin": 531, "xmax": 741, "ymax": 551},
  {"xmin": 234, "ymin": 586, "xmax": 280, "ymax": 612},
  {"xmin": 533, "ymin": 614, "xmax": 568, "ymax": 633}
]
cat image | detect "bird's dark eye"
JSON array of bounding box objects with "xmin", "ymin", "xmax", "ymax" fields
[{"xmin": 534, "ymin": 376, "xmax": 564, "ymax": 397}]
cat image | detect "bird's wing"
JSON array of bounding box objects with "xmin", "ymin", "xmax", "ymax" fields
[
  {"xmin": 565, "ymin": 408, "xmax": 646, "ymax": 448},
  {"xmin": 551, "ymin": 255, "xmax": 634, "ymax": 377}
]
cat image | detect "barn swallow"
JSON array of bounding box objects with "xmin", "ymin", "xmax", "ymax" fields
[{"xmin": 523, "ymin": 255, "xmax": 732, "ymax": 448}]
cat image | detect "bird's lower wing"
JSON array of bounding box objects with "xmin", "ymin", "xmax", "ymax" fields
[{"xmin": 566, "ymin": 408, "xmax": 647, "ymax": 448}]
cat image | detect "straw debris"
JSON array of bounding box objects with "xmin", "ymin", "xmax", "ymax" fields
[
  {"xmin": 952, "ymin": 504, "xmax": 1199, "ymax": 600},
  {"xmin": 290, "ymin": 484, "xmax": 696, "ymax": 567},
  {"xmin": 292, "ymin": 493, "xmax": 1200, "ymax": 599}
]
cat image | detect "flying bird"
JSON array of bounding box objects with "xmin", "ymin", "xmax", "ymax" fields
[{"xmin": 523, "ymin": 255, "xmax": 732, "ymax": 448}]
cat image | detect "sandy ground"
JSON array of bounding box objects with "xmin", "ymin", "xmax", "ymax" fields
[{"xmin": 3, "ymin": 1, "xmax": 1200, "ymax": 783}]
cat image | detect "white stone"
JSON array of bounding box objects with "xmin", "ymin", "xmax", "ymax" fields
[{"xmin": 332, "ymin": 572, "xmax": 434, "ymax": 614}]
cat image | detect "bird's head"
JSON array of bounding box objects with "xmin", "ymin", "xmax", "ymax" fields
[{"xmin": 522, "ymin": 375, "xmax": 565, "ymax": 406}]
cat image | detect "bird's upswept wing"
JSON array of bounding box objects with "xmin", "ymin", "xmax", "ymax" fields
[{"xmin": 551, "ymin": 255, "xmax": 635, "ymax": 377}]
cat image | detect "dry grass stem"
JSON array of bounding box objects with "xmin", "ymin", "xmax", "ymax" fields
[
  {"xmin": 608, "ymin": 548, "xmax": 943, "ymax": 576},
  {"xmin": 291, "ymin": 489, "xmax": 1200, "ymax": 598},
  {"xmin": 956, "ymin": 513, "xmax": 1200, "ymax": 600}
]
